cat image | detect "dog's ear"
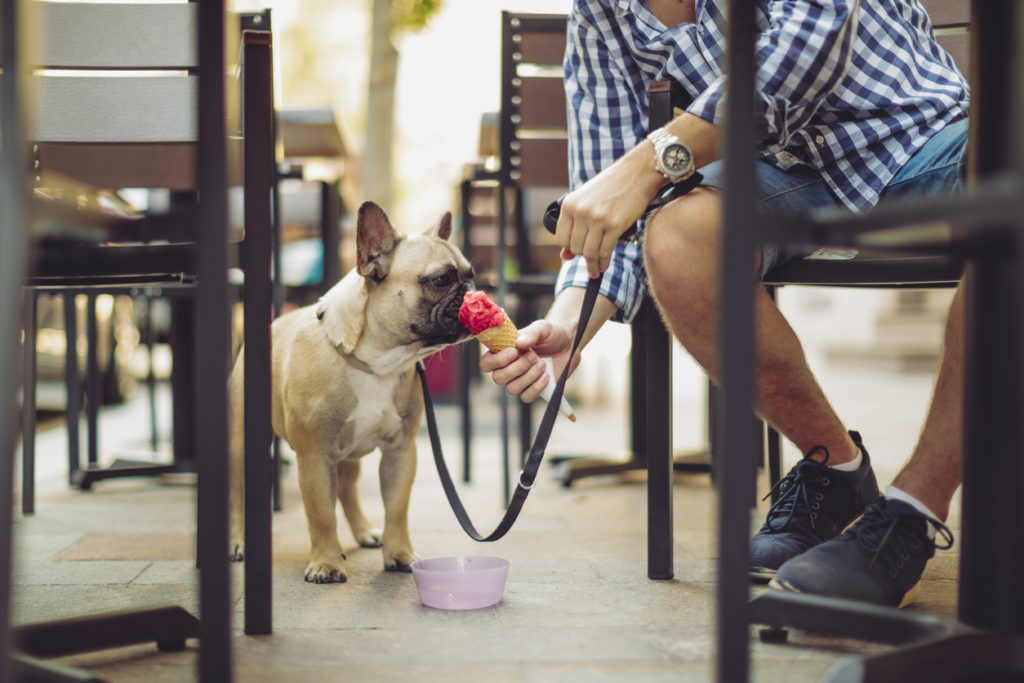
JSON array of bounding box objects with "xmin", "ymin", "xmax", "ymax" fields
[
  {"xmin": 426, "ymin": 211, "xmax": 453, "ymax": 241},
  {"xmin": 315, "ymin": 270, "xmax": 367, "ymax": 354},
  {"xmin": 356, "ymin": 201, "xmax": 401, "ymax": 281}
]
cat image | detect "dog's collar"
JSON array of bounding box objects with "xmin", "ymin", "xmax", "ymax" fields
[
  {"xmin": 315, "ymin": 310, "xmax": 425, "ymax": 377},
  {"xmin": 315, "ymin": 309, "xmax": 374, "ymax": 373}
]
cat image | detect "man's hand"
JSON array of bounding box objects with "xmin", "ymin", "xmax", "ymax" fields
[
  {"xmin": 555, "ymin": 113, "xmax": 718, "ymax": 278},
  {"xmin": 555, "ymin": 141, "xmax": 665, "ymax": 277},
  {"xmin": 479, "ymin": 319, "xmax": 577, "ymax": 404}
]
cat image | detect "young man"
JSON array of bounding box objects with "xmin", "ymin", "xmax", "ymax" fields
[{"xmin": 481, "ymin": 0, "xmax": 967, "ymax": 607}]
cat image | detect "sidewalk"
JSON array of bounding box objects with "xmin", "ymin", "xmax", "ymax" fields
[{"xmin": 9, "ymin": 338, "xmax": 960, "ymax": 682}]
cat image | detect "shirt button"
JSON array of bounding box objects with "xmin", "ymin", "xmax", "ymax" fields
[{"xmin": 815, "ymin": 135, "xmax": 826, "ymax": 145}]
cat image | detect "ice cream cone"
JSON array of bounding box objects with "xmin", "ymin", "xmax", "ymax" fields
[
  {"xmin": 474, "ymin": 317, "xmax": 519, "ymax": 352},
  {"xmin": 459, "ymin": 290, "xmax": 576, "ymax": 421}
]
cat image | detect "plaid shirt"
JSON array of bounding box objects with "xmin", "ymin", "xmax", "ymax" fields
[{"xmin": 556, "ymin": 0, "xmax": 969, "ymax": 322}]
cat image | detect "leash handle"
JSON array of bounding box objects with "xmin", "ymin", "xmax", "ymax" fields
[
  {"xmin": 542, "ymin": 171, "xmax": 704, "ymax": 239},
  {"xmin": 417, "ymin": 275, "xmax": 602, "ymax": 542}
]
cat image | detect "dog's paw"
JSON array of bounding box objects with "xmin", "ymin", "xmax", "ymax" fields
[
  {"xmin": 229, "ymin": 543, "xmax": 245, "ymax": 563},
  {"xmin": 355, "ymin": 529, "xmax": 382, "ymax": 548},
  {"xmin": 304, "ymin": 558, "xmax": 349, "ymax": 584},
  {"xmin": 384, "ymin": 550, "xmax": 418, "ymax": 573}
]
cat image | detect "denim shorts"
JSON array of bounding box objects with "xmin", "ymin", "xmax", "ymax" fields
[{"xmin": 696, "ymin": 117, "xmax": 969, "ymax": 276}]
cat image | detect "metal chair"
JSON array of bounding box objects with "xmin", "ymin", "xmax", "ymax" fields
[
  {"xmin": 3, "ymin": 1, "xmax": 277, "ymax": 678},
  {"xmin": 713, "ymin": 1, "xmax": 1024, "ymax": 680}
]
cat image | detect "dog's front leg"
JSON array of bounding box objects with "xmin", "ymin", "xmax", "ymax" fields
[
  {"xmin": 337, "ymin": 458, "xmax": 382, "ymax": 548},
  {"xmin": 378, "ymin": 438, "xmax": 418, "ymax": 572},
  {"xmin": 296, "ymin": 452, "xmax": 349, "ymax": 583}
]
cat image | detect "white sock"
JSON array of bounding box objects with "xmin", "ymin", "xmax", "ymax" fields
[
  {"xmin": 829, "ymin": 447, "xmax": 862, "ymax": 472},
  {"xmin": 885, "ymin": 485, "xmax": 941, "ymax": 540}
]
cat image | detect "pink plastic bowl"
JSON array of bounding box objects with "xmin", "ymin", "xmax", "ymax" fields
[{"xmin": 410, "ymin": 556, "xmax": 510, "ymax": 610}]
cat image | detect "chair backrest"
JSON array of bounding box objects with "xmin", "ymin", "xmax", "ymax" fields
[
  {"xmin": 499, "ymin": 11, "xmax": 567, "ymax": 279},
  {"xmin": 927, "ymin": 0, "xmax": 970, "ymax": 73},
  {"xmin": 32, "ymin": 1, "xmax": 242, "ymax": 193}
]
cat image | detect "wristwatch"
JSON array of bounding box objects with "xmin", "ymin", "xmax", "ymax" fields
[{"xmin": 647, "ymin": 127, "xmax": 695, "ymax": 184}]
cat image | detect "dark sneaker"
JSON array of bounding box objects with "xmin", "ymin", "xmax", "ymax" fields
[
  {"xmin": 770, "ymin": 497, "xmax": 954, "ymax": 607},
  {"xmin": 749, "ymin": 431, "xmax": 879, "ymax": 581}
]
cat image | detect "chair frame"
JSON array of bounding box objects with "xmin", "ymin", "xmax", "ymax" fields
[
  {"xmin": 715, "ymin": 1, "xmax": 1024, "ymax": 680},
  {"xmin": 3, "ymin": 2, "xmax": 277, "ymax": 679}
]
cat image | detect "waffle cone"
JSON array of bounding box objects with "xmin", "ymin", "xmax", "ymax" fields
[{"xmin": 474, "ymin": 317, "xmax": 519, "ymax": 351}]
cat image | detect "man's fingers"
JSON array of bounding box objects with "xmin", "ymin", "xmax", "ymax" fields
[
  {"xmin": 599, "ymin": 232, "xmax": 619, "ymax": 274},
  {"xmin": 554, "ymin": 202, "xmax": 574, "ymax": 249},
  {"xmin": 581, "ymin": 223, "xmax": 606, "ymax": 278},
  {"xmin": 479, "ymin": 347, "xmax": 518, "ymax": 373},
  {"xmin": 487, "ymin": 349, "xmax": 539, "ymax": 386},
  {"xmin": 505, "ymin": 357, "xmax": 549, "ymax": 401}
]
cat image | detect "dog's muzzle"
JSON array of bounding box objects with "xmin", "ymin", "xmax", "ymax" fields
[{"xmin": 414, "ymin": 288, "xmax": 472, "ymax": 344}]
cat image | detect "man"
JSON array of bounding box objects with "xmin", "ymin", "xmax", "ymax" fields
[{"xmin": 481, "ymin": 0, "xmax": 966, "ymax": 608}]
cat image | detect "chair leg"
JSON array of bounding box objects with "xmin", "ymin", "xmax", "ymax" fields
[
  {"xmin": 63, "ymin": 294, "xmax": 81, "ymax": 484},
  {"xmin": 21, "ymin": 288, "xmax": 36, "ymax": 515},
  {"xmin": 84, "ymin": 294, "xmax": 99, "ymax": 469}
]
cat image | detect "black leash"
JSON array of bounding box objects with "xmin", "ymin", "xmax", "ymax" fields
[
  {"xmin": 416, "ymin": 275, "xmax": 601, "ymax": 542},
  {"xmin": 418, "ymin": 168, "xmax": 702, "ymax": 541}
]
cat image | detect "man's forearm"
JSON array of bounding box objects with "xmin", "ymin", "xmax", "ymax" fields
[{"xmin": 546, "ymin": 286, "xmax": 619, "ymax": 352}]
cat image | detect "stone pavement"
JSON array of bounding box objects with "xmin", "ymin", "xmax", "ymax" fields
[{"xmin": 9, "ymin": 338, "xmax": 960, "ymax": 682}]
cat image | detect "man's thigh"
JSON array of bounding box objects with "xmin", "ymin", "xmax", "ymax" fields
[
  {"xmin": 697, "ymin": 158, "xmax": 840, "ymax": 276},
  {"xmin": 880, "ymin": 117, "xmax": 967, "ymax": 203},
  {"xmin": 696, "ymin": 117, "xmax": 969, "ymax": 274}
]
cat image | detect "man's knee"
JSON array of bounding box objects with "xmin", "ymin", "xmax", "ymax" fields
[{"xmin": 643, "ymin": 188, "xmax": 721, "ymax": 291}]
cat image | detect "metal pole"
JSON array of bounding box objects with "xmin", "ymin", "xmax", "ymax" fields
[
  {"xmin": 716, "ymin": 0, "xmax": 759, "ymax": 680},
  {"xmin": 86, "ymin": 293, "xmax": 99, "ymax": 466},
  {"xmin": 63, "ymin": 293, "xmax": 80, "ymax": 482},
  {"xmin": 242, "ymin": 28, "xmax": 274, "ymax": 637},
  {"xmin": 959, "ymin": 0, "xmax": 1024, "ymax": 634},
  {"xmin": 0, "ymin": 0, "xmax": 32, "ymax": 678},
  {"xmin": 21, "ymin": 289, "xmax": 36, "ymax": 515},
  {"xmin": 195, "ymin": 0, "xmax": 232, "ymax": 678}
]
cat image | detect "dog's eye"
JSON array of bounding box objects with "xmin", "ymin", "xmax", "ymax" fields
[{"xmin": 431, "ymin": 273, "xmax": 453, "ymax": 288}]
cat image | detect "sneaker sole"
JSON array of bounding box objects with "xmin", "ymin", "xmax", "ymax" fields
[{"xmin": 768, "ymin": 576, "xmax": 922, "ymax": 609}]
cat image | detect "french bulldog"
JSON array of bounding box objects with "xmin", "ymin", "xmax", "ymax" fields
[{"xmin": 229, "ymin": 200, "xmax": 474, "ymax": 583}]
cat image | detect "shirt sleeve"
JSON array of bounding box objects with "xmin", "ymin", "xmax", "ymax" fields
[
  {"xmin": 564, "ymin": 5, "xmax": 647, "ymax": 189},
  {"xmin": 555, "ymin": 242, "xmax": 647, "ymax": 324},
  {"xmin": 689, "ymin": 0, "xmax": 859, "ymax": 147},
  {"xmin": 560, "ymin": 4, "xmax": 648, "ymax": 321}
]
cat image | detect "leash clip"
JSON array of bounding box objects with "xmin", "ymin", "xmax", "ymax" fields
[{"xmin": 517, "ymin": 471, "xmax": 537, "ymax": 491}]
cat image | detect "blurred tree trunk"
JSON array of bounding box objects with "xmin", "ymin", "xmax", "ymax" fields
[{"xmin": 364, "ymin": 0, "xmax": 398, "ymax": 207}]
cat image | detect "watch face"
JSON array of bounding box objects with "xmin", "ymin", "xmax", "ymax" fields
[{"xmin": 663, "ymin": 143, "xmax": 691, "ymax": 172}]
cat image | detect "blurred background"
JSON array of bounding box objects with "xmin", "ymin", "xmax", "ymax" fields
[{"xmin": 230, "ymin": 0, "xmax": 571, "ymax": 228}]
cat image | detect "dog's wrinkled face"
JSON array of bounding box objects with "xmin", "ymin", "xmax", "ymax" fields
[
  {"xmin": 355, "ymin": 202, "xmax": 474, "ymax": 354},
  {"xmin": 408, "ymin": 259, "xmax": 475, "ymax": 346}
]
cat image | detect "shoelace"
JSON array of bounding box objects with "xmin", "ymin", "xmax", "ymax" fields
[
  {"xmin": 762, "ymin": 446, "xmax": 831, "ymax": 532},
  {"xmin": 849, "ymin": 502, "xmax": 955, "ymax": 575}
]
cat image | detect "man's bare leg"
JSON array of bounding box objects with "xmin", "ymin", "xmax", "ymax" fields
[
  {"xmin": 770, "ymin": 282, "xmax": 963, "ymax": 606},
  {"xmin": 642, "ymin": 188, "xmax": 857, "ymax": 464},
  {"xmin": 890, "ymin": 281, "xmax": 964, "ymax": 521}
]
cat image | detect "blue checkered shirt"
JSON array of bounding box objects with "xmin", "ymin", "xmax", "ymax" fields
[{"xmin": 556, "ymin": 0, "xmax": 969, "ymax": 322}]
